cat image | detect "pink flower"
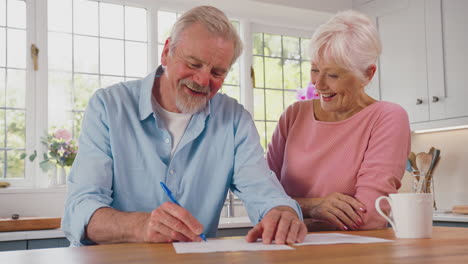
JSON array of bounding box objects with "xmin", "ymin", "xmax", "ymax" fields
[
  {"xmin": 296, "ymin": 82, "xmax": 319, "ymax": 101},
  {"xmin": 54, "ymin": 129, "xmax": 72, "ymax": 142},
  {"xmin": 306, "ymin": 82, "xmax": 319, "ymax": 99}
]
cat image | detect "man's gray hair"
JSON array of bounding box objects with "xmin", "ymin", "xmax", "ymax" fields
[{"xmin": 168, "ymin": 6, "xmax": 243, "ymax": 66}]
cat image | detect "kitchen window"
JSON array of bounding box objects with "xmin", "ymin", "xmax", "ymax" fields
[
  {"xmin": 1, "ymin": 0, "xmax": 312, "ymax": 188},
  {"xmin": 252, "ymin": 31, "xmax": 311, "ymax": 150}
]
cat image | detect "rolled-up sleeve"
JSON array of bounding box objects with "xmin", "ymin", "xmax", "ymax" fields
[
  {"xmin": 61, "ymin": 90, "xmax": 114, "ymax": 246},
  {"xmin": 231, "ymin": 109, "xmax": 303, "ymax": 224}
]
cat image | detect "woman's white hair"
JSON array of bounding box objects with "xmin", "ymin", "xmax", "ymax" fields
[
  {"xmin": 310, "ymin": 10, "xmax": 382, "ymax": 82},
  {"xmin": 168, "ymin": 6, "xmax": 243, "ymax": 66}
]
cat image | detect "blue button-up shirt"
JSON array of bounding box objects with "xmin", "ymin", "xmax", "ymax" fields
[{"xmin": 62, "ymin": 67, "xmax": 302, "ymax": 246}]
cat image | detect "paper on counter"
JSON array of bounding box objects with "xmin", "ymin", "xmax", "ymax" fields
[
  {"xmin": 294, "ymin": 233, "xmax": 393, "ymax": 246},
  {"xmin": 173, "ymin": 238, "xmax": 294, "ymax": 254}
]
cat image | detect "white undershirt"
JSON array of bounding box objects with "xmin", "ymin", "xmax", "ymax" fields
[{"xmin": 151, "ymin": 96, "xmax": 192, "ymax": 157}]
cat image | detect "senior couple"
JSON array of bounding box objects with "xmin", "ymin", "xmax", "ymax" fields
[{"xmin": 62, "ymin": 5, "xmax": 410, "ymax": 246}]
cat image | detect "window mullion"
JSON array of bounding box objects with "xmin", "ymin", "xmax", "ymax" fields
[
  {"xmin": 239, "ymin": 19, "xmax": 253, "ymax": 115},
  {"xmin": 31, "ymin": 0, "xmax": 49, "ymax": 187}
]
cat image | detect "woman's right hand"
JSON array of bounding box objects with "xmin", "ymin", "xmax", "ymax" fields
[{"xmin": 301, "ymin": 193, "xmax": 366, "ymax": 231}]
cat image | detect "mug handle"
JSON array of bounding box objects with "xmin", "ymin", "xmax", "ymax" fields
[{"xmin": 375, "ymin": 196, "xmax": 397, "ymax": 232}]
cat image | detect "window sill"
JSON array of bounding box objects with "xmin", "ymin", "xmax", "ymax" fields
[{"xmin": 0, "ymin": 186, "xmax": 68, "ymax": 194}]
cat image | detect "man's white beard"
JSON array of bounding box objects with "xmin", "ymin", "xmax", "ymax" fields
[{"xmin": 175, "ymin": 79, "xmax": 211, "ymax": 114}]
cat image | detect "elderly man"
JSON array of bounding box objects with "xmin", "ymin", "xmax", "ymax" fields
[{"xmin": 62, "ymin": 5, "xmax": 306, "ymax": 246}]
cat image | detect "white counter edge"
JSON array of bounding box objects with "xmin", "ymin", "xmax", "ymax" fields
[{"xmin": 1, "ymin": 217, "xmax": 253, "ymax": 242}]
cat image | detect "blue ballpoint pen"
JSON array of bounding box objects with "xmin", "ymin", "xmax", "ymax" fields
[{"xmin": 160, "ymin": 182, "xmax": 207, "ymax": 242}]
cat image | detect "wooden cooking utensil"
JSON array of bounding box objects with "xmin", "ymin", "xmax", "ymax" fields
[
  {"xmin": 415, "ymin": 152, "xmax": 432, "ymax": 193},
  {"xmin": 408, "ymin": 152, "xmax": 418, "ymax": 171}
]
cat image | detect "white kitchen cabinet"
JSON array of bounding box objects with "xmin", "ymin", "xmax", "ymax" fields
[
  {"xmin": 357, "ymin": 0, "xmax": 468, "ymax": 130},
  {"xmin": 377, "ymin": 0, "xmax": 429, "ymax": 124}
]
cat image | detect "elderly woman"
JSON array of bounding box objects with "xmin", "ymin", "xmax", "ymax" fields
[{"xmin": 267, "ymin": 10, "xmax": 410, "ymax": 231}]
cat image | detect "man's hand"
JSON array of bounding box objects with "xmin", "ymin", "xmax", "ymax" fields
[
  {"xmin": 140, "ymin": 202, "xmax": 204, "ymax": 243},
  {"xmin": 245, "ymin": 206, "xmax": 307, "ymax": 245}
]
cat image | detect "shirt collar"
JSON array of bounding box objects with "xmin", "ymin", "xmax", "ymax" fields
[
  {"xmin": 138, "ymin": 66, "xmax": 163, "ymax": 121},
  {"xmin": 138, "ymin": 65, "xmax": 212, "ymax": 121}
]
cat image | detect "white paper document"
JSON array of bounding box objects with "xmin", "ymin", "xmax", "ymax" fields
[
  {"xmin": 294, "ymin": 233, "xmax": 393, "ymax": 246},
  {"xmin": 173, "ymin": 238, "xmax": 294, "ymax": 254}
]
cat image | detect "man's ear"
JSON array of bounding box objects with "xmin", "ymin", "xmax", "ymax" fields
[{"xmin": 161, "ymin": 38, "xmax": 171, "ymax": 66}]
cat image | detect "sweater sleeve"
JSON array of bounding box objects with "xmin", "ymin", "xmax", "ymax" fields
[{"xmin": 355, "ymin": 104, "xmax": 411, "ymax": 229}]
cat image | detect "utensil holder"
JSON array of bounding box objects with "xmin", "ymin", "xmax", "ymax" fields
[{"xmin": 412, "ymin": 170, "xmax": 437, "ymax": 210}]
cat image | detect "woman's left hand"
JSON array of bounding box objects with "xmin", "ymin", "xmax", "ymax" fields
[{"xmin": 297, "ymin": 193, "xmax": 366, "ymax": 231}]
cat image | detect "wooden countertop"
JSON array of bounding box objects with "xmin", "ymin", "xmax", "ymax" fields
[{"xmin": 1, "ymin": 227, "xmax": 468, "ymax": 264}]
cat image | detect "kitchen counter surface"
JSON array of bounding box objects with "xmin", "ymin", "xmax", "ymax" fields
[
  {"xmin": 0, "ymin": 216, "xmax": 253, "ymax": 242},
  {"xmin": 433, "ymin": 212, "xmax": 468, "ymax": 222}
]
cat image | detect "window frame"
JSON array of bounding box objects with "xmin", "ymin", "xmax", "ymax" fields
[{"xmin": 4, "ymin": 0, "xmax": 319, "ymax": 189}]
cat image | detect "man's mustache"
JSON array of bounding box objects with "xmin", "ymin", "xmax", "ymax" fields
[{"xmin": 179, "ymin": 79, "xmax": 210, "ymax": 94}]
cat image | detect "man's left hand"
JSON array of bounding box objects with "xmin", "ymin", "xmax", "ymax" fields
[{"xmin": 245, "ymin": 206, "xmax": 307, "ymax": 245}]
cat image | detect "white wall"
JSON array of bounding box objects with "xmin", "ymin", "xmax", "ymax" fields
[{"xmin": 399, "ymin": 129, "xmax": 468, "ymax": 211}]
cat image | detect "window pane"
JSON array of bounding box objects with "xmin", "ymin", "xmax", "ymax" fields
[
  {"xmin": 221, "ymin": 85, "xmax": 240, "ymax": 102},
  {"xmin": 0, "ymin": 110, "xmax": 4, "ymax": 147},
  {"xmin": 6, "ymin": 69, "xmax": 25, "ymax": 108},
  {"xmin": 283, "ymin": 59, "xmax": 300, "ymax": 90},
  {"xmin": 6, "ymin": 110, "xmax": 24, "ymax": 148},
  {"xmin": 253, "ymin": 56, "xmax": 264, "ymax": 88},
  {"xmin": 100, "ymin": 3, "xmax": 124, "ymax": 39},
  {"xmin": 0, "ymin": 0, "xmax": 5, "ymax": 26},
  {"xmin": 48, "ymin": 72, "xmax": 73, "ymax": 129},
  {"xmin": 7, "ymin": 28, "xmax": 26, "ymax": 69},
  {"xmin": 301, "ymin": 38, "xmax": 311, "ymax": 60},
  {"xmin": 263, "ymin": 34, "xmax": 281, "ymax": 57},
  {"xmin": 265, "ymin": 89, "xmax": 283, "ymax": 121},
  {"xmin": 125, "ymin": 6, "xmax": 147, "ymax": 42},
  {"xmin": 282, "ymin": 36, "xmax": 300, "ymax": 59},
  {"xmin": 158, "ymin": 44, "xmax": 164, "ymax": 66},
  {"xmin": 252, "ymin": 33, "xmax": 263, "ymax": 55},
  {"xmin": 74, "ymin": 35, "xmax": 98, "ymax": 73},
  {"xmin": 48, "ymin": 32, "xmax": 72, "ymax": 71},
  {"xmin": 284, "ymin": 90, "xmax": 297, "ymax": 109},
  {"xmin": 73, "ymin": 0, "xmax": 98, "ymax": 36},
  {"xmin": 48, "ymin": 0, "xmax": 72, "ymax": 33},
  {"xmin": 6, "ymin": 149, "xmax": 24, "ymax": 178},
  {"xmin": 224, "ymin": 62, "xmax": 239, "ymax": 85},
  {"xmin": 0, "ymin": 28, "xmax": 4, "ymax": 67},
  {"xmin": 253, "ymin": 88, "xmax": 265, "ymax": 120},
  {"xmin": 101, "ymin": 75, "xmax": 124, "ymax": 88},
  {"xmin": 100, "ymin": 38, "xmax": 124, "ymax": 76},
  {"xmin": 7, "ymin": 0, "xmax": 25, "ymax": 29},
  {"xmin": 255, "ymin": 121, "xmax": 266, "ymax": 152},
  {"xmin": 74, "ymin": 73, "xmax": 99, "ymax": 110},
  {"xmin": 157, "ymin": 11, "xmax": 177, "ymax": 43},
  {"xmin": 125, "ymin": 41, "xmax": 147, "ymax": 77},
  {"xmin": 264, "ymin": 57, "xmax": 282, "ymax": 89},
  {"xmin": 0, "ymin": 68, "xmax": 4, "ymax": 106},
  {"xmin": 73, "ymin": 111, "xmax": 84, "ymax": 138},
  {"xmin": 301, "ymin": 60, "xmax": 311, "ymax": 89}
]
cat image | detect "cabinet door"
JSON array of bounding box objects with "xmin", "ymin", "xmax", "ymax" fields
[
  {"xmin": 0, "ymin": 240, "xmax": 27, "ymax": 251},
  {"xmin": 440, "ymin": 0, "xmax": 468, "ymax": 119},
  {"xmin": 27, "ymin": 238, "xmax": 70, "ymax": 250},
  {"xmin": 378, "ymin": 0, "xmax": 429, "ymax": 123}
]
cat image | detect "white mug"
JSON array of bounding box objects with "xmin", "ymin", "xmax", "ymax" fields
[{"xmin": 375, "ymin": 193, "xmax": 433, "ymax": 238}]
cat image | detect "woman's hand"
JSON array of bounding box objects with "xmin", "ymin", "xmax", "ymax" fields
[{"xmin": 298, "ymin": 193, "xmax": 366, "ymax": 231}]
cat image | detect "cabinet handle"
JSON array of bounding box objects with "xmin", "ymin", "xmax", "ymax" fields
[
  {"xmin": 416, "ymin": 99, "xmax": 423, "ymax": 105},
  {"xmin": 432, "ymin": 96, "xmax": 439, "ymax": 103}
]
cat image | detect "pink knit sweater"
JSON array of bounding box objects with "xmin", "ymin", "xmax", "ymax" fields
[{"xmin": 267, "ymin": 100, "xmax": 411, "ymax": 229}]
